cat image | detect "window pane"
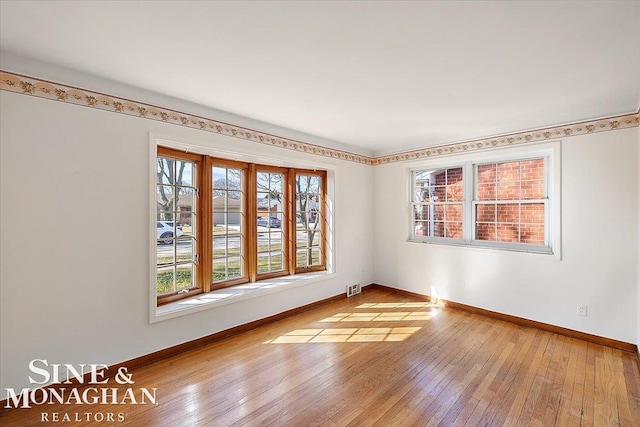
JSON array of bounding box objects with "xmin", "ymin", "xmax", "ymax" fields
[
  {"xmin": 433, "ymin": 185, "xmax": 446, "ymax": 202},
  {"xmin": 298, "ymin": 229, "xmax": 320, "ymax": 248},
  {"xmin": 445, "ymin": 167, "xmax": 463, "ymax": 201},
  {"xmin": 497, "ymin": 182, "xmax": 520, "ymax": 200},
  {"xmin": 296, "ymin": 173, "xmax": 324, "ymax": 268},
  {"xmin": 477, "ymin": 183, "xmax": 496, "ymax": 201},
  {"xmin": 227, "ymin": 256, "xmax": 242, "ymax": 279},
  {"xmin": 520, "ymin": 224, "xmax": 545, "ymax": 245},
  {"xmin": 414, "ymin": 205, "xmax": 430, "ymax": 222},
  {"xmin": 521, "ymin": 159, "xmax": 545, "ymax": 180},
  {"xmin": 212, "ymin": 167, "xmax": 227, "ymax": 189},
  {"xmin": 157, "ymin": 186, "xmax": 176, "ymax": 212},
  {"xmin": 521, "ymin": 203, "xmax": 545, "ymax": 224},
  {"xmin": 414, "ymin": 221, "xmax": 429, "ymax": 237},
  {"xmin": 228, "ymin": 235, "xmax": 242, "ymax": 256},
  {"xmin": 433, "ymin": 205, "xmax": 445, "ymax": 221},
  {"xmin": 432, "ymin": 221, "xmax": 445, "ymax": 238},
  {"xmin": 522, "ymin": 180, "xmax": 544, "ymax": 200},
  {"xmin": 476, "ymin": 204, "xmax": 496, "ymax": 223},
  {"xmin": 311, "ymin": 232, "xmax": 320, "ymax": 247},
  {"xmin": 157, "ymin": 243, "xmax": 174, "ymax": 267},
  {"xmin": 311, "ymin": 248, "xmax": 321, "ymax": 265},
  {"xmin": 497, "ymin": 224, "xmax": 520, "ymax": 243},
  {"xmin": 296, "ymin": 229, "xmax": 308, "ymax": 248},
  {"xmin": 296, "ymin": 248, "xmax": 321, "ymax": 268},
  {"xmin": 256, "ymin": 191, "xmax": 285, "ymax": 276},
  {"xmin": 157, "ymin": 266, "xmax": 175, "ymax": 295},
  {"xmin": 270, "ymin": 254, "xmax": 283, "ymax": 271},
  {"xmin": 476, "ymin": 223, "xmax": 496, "ymax": 241},
  {"xmin": 176, "ymin": 238, "xmax": 194, "ymax": 263},
  {"xmin": 157, "ymin": 215, "xmax": 176, "ymax": 244},
  {"xmin": 228, "ymin": 190, "xmax": 242, "ymax": 201},
  {"xmin": 176, "ymin": 265, "xmax": 194, "ymax": 291},
  {"xmin": 496, "ymin": 204, "xmax": 520, "ymax": 225},
  {"xmin": 178, "ymin": 213, "xmax": 194, "ymax": 234},
  {"xmin": 308, "ymin": 176, "xmax": 320, "ymax": 193},
  {"xmin": 213, "ymin": 258, "xmax": 227, "ymax": 282},
  {"xmin": 497, "ymin": 161, "xmax": 520, "ymax": 182},
  {"xmin": 445, "ymin": 204, "xmax": 463, "ymax": 222},
  {"xmin": 445, "ymin": 222, "xmax": 462, "ymax": 239},
  {"xmin": 260, "ymin": 252, "xmax": 282, "ymax": 273},
  {"xmin": 296, "ymin": 249, "xmax": 308, "ymax": 268},
  {"xmin": 177, "ymin": 161, "xmax": 193, "ymax": 186},
  {"xmin": 157, "ymin": 158, "xmax": 174, "ymax": 185},
  {"xmin": 477, "ymin": 164, "xmax": 496, "ymax": 182},
  {"xmin": 177, "ymin": 187, "xmax": 194, "ymax": 213},
  {"xmin": 212, "ymin": 164, "xmax": 245, "ymax": 282}
]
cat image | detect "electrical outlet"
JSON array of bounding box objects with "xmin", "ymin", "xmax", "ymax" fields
[{"xmin": 576, "ymin": 304, "xmax": 587, "ymax": 316}]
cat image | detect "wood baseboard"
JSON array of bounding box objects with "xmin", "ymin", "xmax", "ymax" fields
[
  {"xmin": 1, "ymin": 291, "xmax": 347, "ymax": 413},
  {"xmin": 365, "ymin": 283, "xmax": 637, "ymax": 354}
]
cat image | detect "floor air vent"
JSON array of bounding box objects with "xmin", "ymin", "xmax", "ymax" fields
[{"xmin": 346, "ymin": 283, "xmax": 361, "ymax": 297}]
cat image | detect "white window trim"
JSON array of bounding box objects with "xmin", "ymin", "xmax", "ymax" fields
[
  {"xmin": 407, "ymin": 141, "xmax": 561, "ymax": 258},
  {"xmin": 148, "ymin": 133, "xmax": 336, "ymax": 323}
]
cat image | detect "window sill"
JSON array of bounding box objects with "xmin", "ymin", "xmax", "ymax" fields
[
  {"xmin": 406, "ymin": 238, "xmax": 556, "ymax": 257},
  {"xmin": 151, "ymin": 271, "xmax": 335, "ymax": 323}
]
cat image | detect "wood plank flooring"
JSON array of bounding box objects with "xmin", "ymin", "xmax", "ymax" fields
[{"xmin": 2, "ymin": 288, "xmax": 639, "ymax": 426}]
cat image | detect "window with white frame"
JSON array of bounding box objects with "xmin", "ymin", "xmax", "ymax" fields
[{"xmin": 410, "ymin": 148, "xmax": 556, "ymax": 254}]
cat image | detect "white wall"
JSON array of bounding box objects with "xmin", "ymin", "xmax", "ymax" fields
[
  {"xmin": 374, "ymin": 128, "xmax": 639, "ymax": 344},
  {"xmin": 637, "ymin": 126, "xmax": 640, "ymax": 351},
  {"xmin": 0, "ymin": 91, "xmax": 375, "ymax": 392}
]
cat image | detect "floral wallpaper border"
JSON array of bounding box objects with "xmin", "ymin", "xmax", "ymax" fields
[
  {"xmin": 373, "ymin": 110, "xmax": 640, "ymax": 165},
  {"xmin": 1, "ymin": 71, "xmax": 638, "ymax": 166},
  {"xmin": 0, "ymin": 71, "xmax": 371, "ymax": 165}
]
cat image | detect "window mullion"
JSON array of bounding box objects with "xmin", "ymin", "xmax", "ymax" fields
[
  {"xmin": 201, "ymin": 155, "xmax": 212, "ymax": 293},
  {"xmin": 287, "ymin": 170, "xmax": 296, "ymax": 274},
  {"xmin": 247, "ymin": 164, "xmax": 257, "ymax": 282},
  {"xmin": 464, "ymin": 162, "xmax": 474, "ymax": 243}
]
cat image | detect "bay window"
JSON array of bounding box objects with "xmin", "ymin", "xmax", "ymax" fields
[{"xmin": 155, "ymin": 146, "xmax": 327, "ymax": 306}]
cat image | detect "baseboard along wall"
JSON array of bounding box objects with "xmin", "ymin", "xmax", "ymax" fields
[{"xmin": 3, "ymin": 282, "xmax": 638, "ymax": 412}]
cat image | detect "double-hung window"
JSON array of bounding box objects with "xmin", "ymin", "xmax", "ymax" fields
[
  {"xmin": 410, "ymin": 146, "xmax": 557, "ymax": 254},
  {"xmin": 155, "ymin": 147, "xmax": 327, "ymax": 306}
]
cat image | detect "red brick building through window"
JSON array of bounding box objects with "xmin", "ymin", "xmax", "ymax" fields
[{"xmin": 475, "ymin": 158, "xmax": 545, "ymax": 245}]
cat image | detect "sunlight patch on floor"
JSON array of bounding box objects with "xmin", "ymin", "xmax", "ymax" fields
[
  {"xmin": 263, "ymin": 327, "xmax": 422, "ymax": 344},
  {"xmin": 320, "ymin": 311, "xmax": 438, "ymax": 322},
  {"xmin": 356, "ymin": 302, "xmax": 439, "ymax": 309}
]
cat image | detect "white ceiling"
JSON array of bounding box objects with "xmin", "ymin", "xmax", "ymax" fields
[{"xmin": 1, "ymin": 1, "xmax": 639, "ymax": 156}]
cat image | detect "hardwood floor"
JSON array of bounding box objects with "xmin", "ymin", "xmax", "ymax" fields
[{"xmin": 2, "ymin": 288, "xmax": 639, "ymax": 426}]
